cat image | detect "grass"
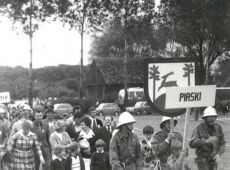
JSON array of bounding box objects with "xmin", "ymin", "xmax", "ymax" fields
[{"xmin": 130, "ymin": 114, "xmax": 230, "ymax": 170}]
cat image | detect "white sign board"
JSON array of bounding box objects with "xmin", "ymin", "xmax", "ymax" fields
[
  {"xmin": 0, "ymin": 92, "xmax": 10, "ymax": 104},
  {"xmin": 165, "ymin": 85, "xmax": 216, "ymax": 109}
]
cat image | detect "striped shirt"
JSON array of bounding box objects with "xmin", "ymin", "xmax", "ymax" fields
[{"xmin": 71, "ymin": 156, "xmax": 81, "ymax": 170}]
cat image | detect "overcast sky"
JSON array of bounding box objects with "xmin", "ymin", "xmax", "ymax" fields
[{"xmin": 0, "ymin": 0, "xmax": 160, "ymax": 69}]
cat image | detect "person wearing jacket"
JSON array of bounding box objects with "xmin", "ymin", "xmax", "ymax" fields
[
  {"xmin": 32, "ymin": 104, "xmax": 51, "ymax": 170},
  {"xmin": 109, "ymin": 112, "xmax": 142, "ymax": 170},
  {"xmin": 189, "ymin": 106, "xmax": 225, "ymax": 170},
  {"xmin": 153, "ymin": 116, "xmax": 182, "ymax": 170}
]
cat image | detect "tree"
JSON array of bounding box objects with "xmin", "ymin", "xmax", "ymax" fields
[
  {"xmin": 149, "ymin": 65, "xmax": 160, "ymax": 100},
  {"xmin": 158, "ymin": 0, "xmax": 230, "ymax": 84},
  {"xmin": 101, "ymin": 0, "xmax": 156, "ymax": 108},
  {"xmin": 0, "ymin": 0, "xmax": 53, "ymax": 107},
  {"xmin": 183, "ymin": 63, "xmax": 194, "ymax": 86},
  {"xmin": 90, "ymin": 17, "xmax": 166, "ymax": 59},
  {"xmin": 52, "ymin": 0, "xmax": 108, "ymax": 99}
]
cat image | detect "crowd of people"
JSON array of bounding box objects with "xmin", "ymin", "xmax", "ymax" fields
[{"xmin": 0, "ymin": 103, "xmax": 226, "ymax": 170}]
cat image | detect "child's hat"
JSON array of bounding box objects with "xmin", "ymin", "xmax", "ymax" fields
[
  {"xmin": 171, "ymin": 139, "xmax": 182, "ymax": 149},
  {"xmin": 95, "ymin": 139, "xmax": 106, "ymax": 147}
]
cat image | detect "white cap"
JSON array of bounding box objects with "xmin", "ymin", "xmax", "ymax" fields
[
  {"xmin": 202, "ymin": 106, "xmax": 217, "ymax": 118},
  {"xmin": 116, "ymin": 112, "xmax": 136, "ymax": 128},
  {"xmin": 160, "ymin": 116, "xmax": 177, "ymax": 129},
  {"xmin": 23, "ymin": 105, "xmax": 32, "ymax": 112},
  {"xmin": 0, "ymin": 108, "xmax": 5, "ymax": 113}
]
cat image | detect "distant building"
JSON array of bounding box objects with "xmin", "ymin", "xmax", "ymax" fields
[{"xmin": 84, "ymin": 58, "xmax": 144, "ymax": 101}]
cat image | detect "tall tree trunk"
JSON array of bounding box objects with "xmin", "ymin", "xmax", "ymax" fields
[
  {"xmin": 123, "ymin": 23, "xmax": 128, "ymax": 111},
  {"xmin": 79, "ymin": 24, "xmax": 84, "ymax": 99},
  {"xmin": 28, "ymin": 0, "xmax": 33, "ymax": 108}
]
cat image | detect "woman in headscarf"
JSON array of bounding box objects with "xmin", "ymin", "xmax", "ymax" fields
[{"xmin": 8, "ymin": 120, "xmax": 45, "ymax": 170}]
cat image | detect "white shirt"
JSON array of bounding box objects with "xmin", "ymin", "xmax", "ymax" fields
[
  {"xmin": 79, "ymin": 129, "xmax": 94, "ymax": 139},
  {"xmin": 71, "ymin": 156, "xmax": 81, "ymax": 170}
]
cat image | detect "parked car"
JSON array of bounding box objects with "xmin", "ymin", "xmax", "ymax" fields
[
  {"xmin": 127, "ymin": 101, "xmax": 155, "ymax": 115},
  {"xmin": 54, "ymin": 103, "xmax": 73, "ymax": 115},
  {"xmin": 126, "ymin": 101, "xmax": 143, "ymax": 114},
  {"xmin": 95, "ymin": 103, "xmax": 120, "ymax": 116}
]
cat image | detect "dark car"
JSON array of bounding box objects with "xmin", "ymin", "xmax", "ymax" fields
[
  {"xmin": 133, "ymin": 101, "xmax": 155, "ymax": 115},
  {"xmin": 95, "ymin": 103, "xmax": 120, "ymax": 116},
  {"xmin": 54, "ymin": 103, "xmax": 73, "ymax": 115}
]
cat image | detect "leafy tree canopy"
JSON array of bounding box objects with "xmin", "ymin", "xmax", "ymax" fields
[{"xmin": 157, "ymin": 0, "xmax": 230, "ymax": 83}]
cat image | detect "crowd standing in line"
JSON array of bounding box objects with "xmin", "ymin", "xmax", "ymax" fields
[{"xmin": 0, "ymin": 103, "xmax": 226, "ymax": 170}]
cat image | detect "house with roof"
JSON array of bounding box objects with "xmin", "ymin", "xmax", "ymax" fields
[{"xmin": 84, "ymin": 58, "xmax": 144, "ymax": 101}]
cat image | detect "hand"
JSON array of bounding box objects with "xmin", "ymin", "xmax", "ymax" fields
[
  {"xmin": 180, "ymin": 148, "xmax": 189, "ymax": 158},
  {"xmin": 205, "ymin": 136, "xmax": 218, "ymax": 144},
  {"xmin": 40, "ymin": 156, "xmax": 45, "ymax": 164},
  {"xmin": 166, "ymin": 132, "xmax": 176, "ymax": 142},
  {"xmin": 214, "ymin": 154, "xmax": 221, "ymax": 165}
]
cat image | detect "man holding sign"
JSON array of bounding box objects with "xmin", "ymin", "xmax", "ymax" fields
[
  {"xmin": 153, "ymin": 116, "xmax": 183, "ymax": 170},
  {"xmin": 189, "ymin": 106, "xmax": 225, "ymax": 170}
]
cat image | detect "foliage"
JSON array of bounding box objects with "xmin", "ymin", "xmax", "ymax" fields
[
  {"xmin": 90, "ymin": 17, "xmax": 166, "ymax": 58},
  {"xmin": 157, "ymin": 0, "xmax": 230, "ymax": 84},
  {"xmin": 0, "ymin": 65, "xmax": 88, "ymax": 100},
  {"xmin": 90, "ymin": 0, "xmax": 167, "ymax": 59},
  {"xmin": 0, "ymin": 0, "xmax": 53, "ymax": 34}
]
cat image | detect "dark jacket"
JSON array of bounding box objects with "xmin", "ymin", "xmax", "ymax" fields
[
  {"xmin": 90, "ymin": 152, "xmax": 111, "ymax": 170},
  {"xmin": 189, "ymin": 122, "xmax": 225, "ymax": 159},
  {"xmin": 66, "ymin": 154, "xmax": 85, "ymax": 170},
  {"xmin": 153, "ymin": 129, "xmax": 182, "ymax": 166},
  {"xmin": 32, "ymin": 120, "xmax": 51, "ymax": 157},
  {"xmin": 96, "ymin": 126, "xmax": 114, "ymax": 152},
  {"xmin": 91, "ymin": 118, "xmax": 103, "ymax": 134},
  {"xmin": 66, "ymin": 122, "xmax": 81, "ymax": 141},
  {"xmin": 50, "ymin": 158, "xmax": 66, "ymax": 170}
]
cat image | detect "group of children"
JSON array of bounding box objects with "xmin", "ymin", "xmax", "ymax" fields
[
  {"xmin": 141, "ymin": 125, "xmax": 191, "ymax": 170},
  {"xmin": 50, "ymin": 139, "xmax": 110, "ymax": 170}
]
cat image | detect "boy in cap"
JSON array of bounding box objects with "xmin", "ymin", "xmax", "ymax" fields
[
  {"xmin": 90, "ymin": 139, "xmax": 111, "ymax": 170},
  {"xmin": 153, "ymin": 116, "xmax": 182, "ymax": 170},
  {"xmin": 66, "ymin": 143, "xmax": 85, "ymax": 170},
  {"xmin": 189, "ymin": 106, "xmax": 225, "ymax": 170},
  {"xmin": 166, "ymin": 140, "xmax": 191, "ymax": 170}
]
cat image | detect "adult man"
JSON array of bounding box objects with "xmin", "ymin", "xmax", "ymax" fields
[
  {"xmin": 66, "ymin": 105, "xmax": 83, "ymax": 125},
  {"xmin": 89, "ymin": 107, "xmax": 103, "ymax": 133},
  {"xmin": 65, "ymin": 112, "xmax": 83, "ymax": 142},
  {"xmin": 110, "ymin": 112, "xmax": 142, "ymax": 170},
  {"xmin": 32, "ymin": 105, "xmax": 51, "ymax": 170},
  {"xmin": 96, "ymin": 115, "xmax": 114, "ymax": 152},
  {"xmin": 189, "ymin": 106, "xmax": 225, "ymax": 170},
  {"xmin": 153, "ymin": 116, "xmax": 182, "ymax": 170}
]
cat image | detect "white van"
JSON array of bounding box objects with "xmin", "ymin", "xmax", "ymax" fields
[{"xmin": 118, "ymin": 87, "xmax": 144, "ymax": 105}]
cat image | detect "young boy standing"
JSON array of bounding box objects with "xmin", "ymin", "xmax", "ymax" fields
[
  {"xmin": 90, "ymin": 139, "xmax": 111, "ymax": 170},
  {"xmin": 66, "ymin": 143, "xmax": 85, "ymax": 170},
  {"xmin": 166, "ymin": 140, "xmax": 191, "ymax": 170},
  {"xmin": 50, "ymin": 148, "xmax": 66, "ymax": 170}
]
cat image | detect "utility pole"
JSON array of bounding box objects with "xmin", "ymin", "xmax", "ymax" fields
[{"xmin": 28, "ymin": 0, "xmax": 34, "ymax": 108}]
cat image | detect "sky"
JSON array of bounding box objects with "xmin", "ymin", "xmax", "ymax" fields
[
  {"xmin": 0, "ymin": 0, "xmax": 160, "ymax": 69},
  {"xmin": 0, "ymin": 17, "xmax": 92, "ymax": 68}
]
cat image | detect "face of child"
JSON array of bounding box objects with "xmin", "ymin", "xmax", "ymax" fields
[
  {"xmin": 172, "ymin": 148, "xmax": 182, "ymax": 158},
  {"xmin": 144, "ymin": 133, "xmax": 153, "ymax": 141},
  {"xmin": 96, "ymin": 146, "xmax": 104, "ymax": 152},
  {"xmin": 57, "ymin": 150, "xmax": 66, "ymax": 158},
  {"xmin": 151, "ymin": 138, "xmax": 158, "ymax": 152}
]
